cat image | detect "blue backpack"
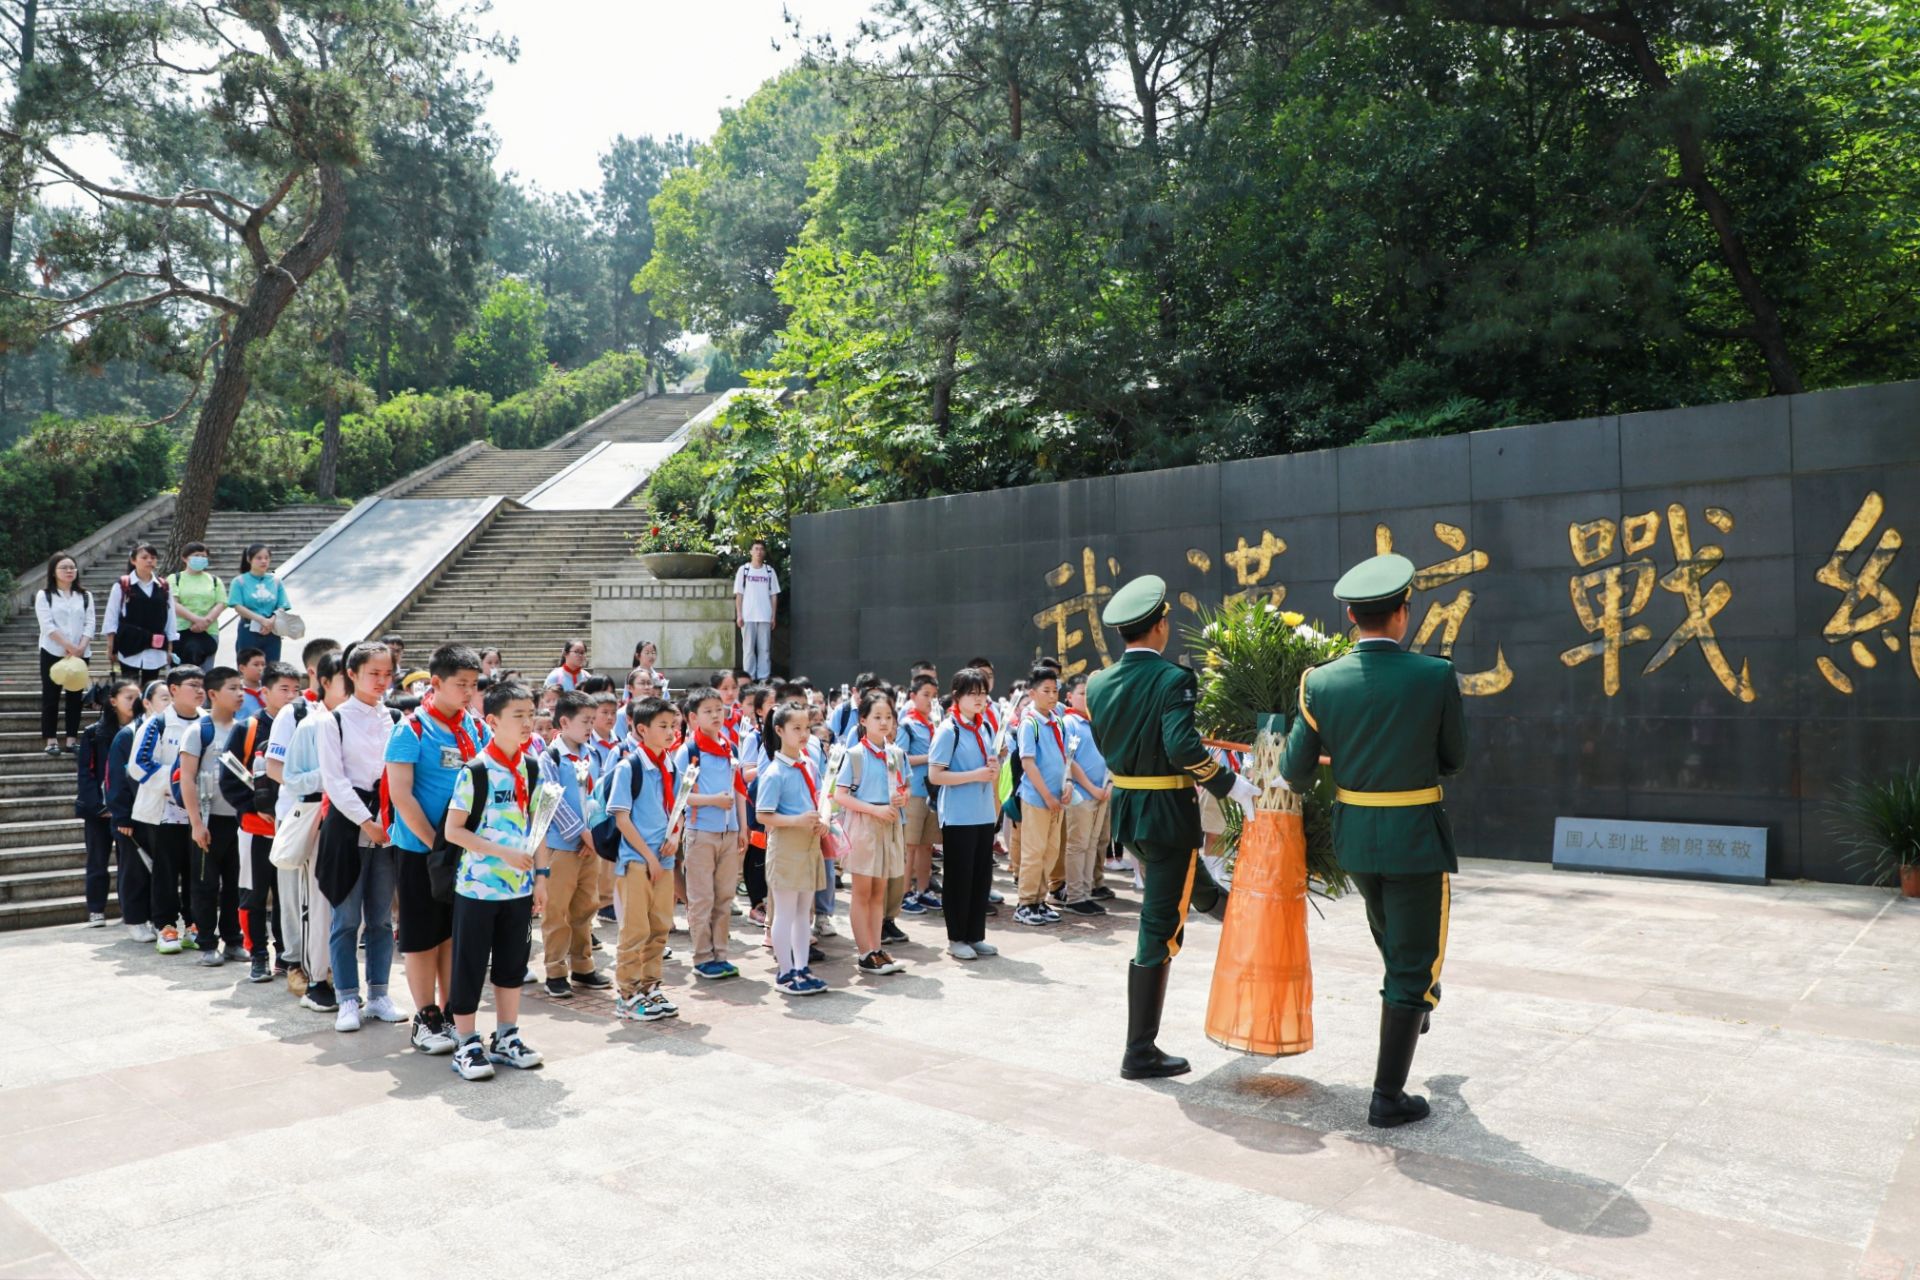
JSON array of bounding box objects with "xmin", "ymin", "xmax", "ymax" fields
[{"xmin": 587, "ymin": 756, "xmax": 644, "ymax": 861}]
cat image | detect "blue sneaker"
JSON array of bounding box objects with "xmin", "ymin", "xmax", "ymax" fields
[
  {"xmin": 795, "ymin": 968, "xmax": 828, "ymax": 994},
  {"xmin": 693, "ymin": 960, "xmax": 730, "ymax": 980},
  {"xmin": 715, "ymin": 961, "xmax": 740, "ymax": 979},
  {"xmin": 916, "ymin": 889, "xmax": 944, "ymax": 912},
  {"xmin": 775, "ymin": 969, "xmax": 801, "ymax": 995},
  {"xmin": 898, "ymin": 893, "xmax": 927, "ymax": 915}
]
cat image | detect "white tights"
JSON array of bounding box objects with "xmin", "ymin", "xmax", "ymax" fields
[{"xmin": 770, "ymin": 889, "xmax": 813, "ymax": 975}]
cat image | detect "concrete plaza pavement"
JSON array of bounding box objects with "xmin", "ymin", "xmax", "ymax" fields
[{"xmin": 2, "ymin": 858, "xmax": 1916, "ymax": 1279}]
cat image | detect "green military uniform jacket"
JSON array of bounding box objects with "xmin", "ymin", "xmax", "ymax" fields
[
  {"xmin": 1279, "ymin": 639, "xmax": 1467, "ymax": 875},
  {"xmin": 1085, "ymin": 649, "xmax": 1236, "ymax": 853}
]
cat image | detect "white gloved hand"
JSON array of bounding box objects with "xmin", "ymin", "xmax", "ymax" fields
[{"xmin": 1227, "ymin": 774, "xmax": 1259, "ymax": 809}]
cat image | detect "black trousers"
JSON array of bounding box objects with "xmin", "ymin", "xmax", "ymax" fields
[
  {"xmin": 448, "ymin": 894, "xmax": 533, "ymax": 1017},
  {"xmin": 82, "ymin": 813, "xmax": 114, "ymax": 915},
  {"xmin": 743, "ymin": 844, "xmax": 767, "ymax": 908},
  {"xmin": 122, "ymin": 822, "xmax": 155, "ymax": 926},
  {"xmin": 941, "ymin": 822, "xmax": 996, "ymax": 945},
  {"xmin": 241, "ymin": 830, "xmax": 283, "ymax": 959},
  {"xmin": 174, "ymin": 630, "xmax": 217, "ymax": 670},
  {"xmin": 39, "ymin": 650, "xmax": 82, "ymax": 741},
  {"xmin": 150, "ymin": 822, "xmax": 196, "ymax": 933},
  {"xmin": 191, "ymin": 814, "xmax": 243, "ymax": 952}
]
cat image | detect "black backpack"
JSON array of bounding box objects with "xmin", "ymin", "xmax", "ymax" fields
[
  {"xmin": 427, "ymin": 754, "xmax": 541, "ymax": 903},
  {"xmin": 219, "ymin": 712, "xmax": 268, "ymax": 813}
]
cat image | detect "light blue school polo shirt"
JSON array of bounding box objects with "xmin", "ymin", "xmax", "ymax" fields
[
  {"xmin": 928, "ymin": 717, "xmax": 997, "ymax": 827},
  {"xmin": 1016, "ymin": 708, "xmax": 1072, "ymax": 806},
  {"xmin": 674, "ymin": 737, "xmax": 740, "ymax": 833},
  {"xmin": 606, "ymin": 749, "xmax": 677, "ymax": 871},
  {"xmin": 384, "ymin": 706, "xmax": 492, "ymax": 853}
]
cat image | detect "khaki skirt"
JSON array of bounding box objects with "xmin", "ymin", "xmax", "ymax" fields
[
  {"xmin": 842, "ymin": 810, "xmax": 906, "ymax": 880},
  {"xmin": 766, "ymin": 823, "xmax": 827, "ymax": 893}
]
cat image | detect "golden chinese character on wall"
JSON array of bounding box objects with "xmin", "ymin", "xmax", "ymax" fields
[
  {"xmin": 1032, "ymin": 547, "xmax": 1122, "ymax": 677},
  {"xmin": 1812, "ymin": 491, "xmax": 1918, "ymax": 694},
  {"xmin": 1559, "ymin": 503, "xmax": 1756, "ymax": 701},
  {"xmin": 1376, "ymin": 521, "xmax": 1513, "ymax": 695}
]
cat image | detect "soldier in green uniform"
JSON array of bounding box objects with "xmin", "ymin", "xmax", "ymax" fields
[
  {"xmin": 1280, "ymin": 553, "xmax": 1466, "ymax": 1128},
  {"xmin": 1085, "ymin": 575, "xmax": 1258, "ymax": 1080}
]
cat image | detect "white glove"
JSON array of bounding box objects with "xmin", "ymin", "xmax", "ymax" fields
[{"xmin": 1227, "ymin": 774, "xmax": 1259, "ymax": 809}]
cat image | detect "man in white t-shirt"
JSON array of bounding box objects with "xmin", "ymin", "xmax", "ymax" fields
[{"xmin": 732, "ymin": 539, "xmax": 781, "ymax": 681}]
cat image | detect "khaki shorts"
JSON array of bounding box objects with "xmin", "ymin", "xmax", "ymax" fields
[
  {"xmin": 902, "ymin": 794, "xmax": 939, "ymax": 845},
  {"xmin": 843, "ymin": 811, "xmax": 906, "ymax": 879}
]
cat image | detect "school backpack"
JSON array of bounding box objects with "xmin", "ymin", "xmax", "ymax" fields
[
  {"xmin": 219, "ymin": 712, "xmax": 267, "ymax": 812},
  {"xmin": 428, "ymin": 753, "xmax": 542, "ymax": 903},
  {"xmin": 587, "ymin": 753, "xmax": 649, "ymax": 861},
  {"xmin": 168, "ymin": 717, "xmax": 218, "ymax": 809}
]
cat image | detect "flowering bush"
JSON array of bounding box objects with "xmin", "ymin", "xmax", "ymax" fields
[{"xmin": 634, "ymin": 511, "xmax": 716, "ymax": 555}]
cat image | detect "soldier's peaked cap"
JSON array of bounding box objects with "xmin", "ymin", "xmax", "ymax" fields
[
  {"xmin": 1102, "ymin": 574, "xmax": 1170, "ymax": 628},
  {"xmin": 1333, "ymin": 553, "xmax": 1416, "ymax": 607}
]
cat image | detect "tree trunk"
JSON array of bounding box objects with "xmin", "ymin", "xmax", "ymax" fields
[
  {"xmin": 313, "ymin": 249, "xmax": 354, "ymax": 500},
  {"xmin": 1617, "ymin": 23, "xmax": 1802, "ymax": 394},
  {"xmin": 168, "ymin": 168, "xmax": 347, "ymax": 563},
  {"xmin": 0, "ymin": 0, "xmax": 38, "ymax": 273}
]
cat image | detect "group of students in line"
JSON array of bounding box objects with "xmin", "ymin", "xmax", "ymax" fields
[
  {"xmin": 34, "ymin": 539, "xmax": 295, "ymax": 759},
  {"xmin": 76, "ymin": 626, "xmax": 1132, "ymax": 1082}
]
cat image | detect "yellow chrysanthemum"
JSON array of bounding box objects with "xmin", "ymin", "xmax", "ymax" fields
[{"xmin": 1280, "ymin": 611, "xmax": 1305, "ymax": 627}]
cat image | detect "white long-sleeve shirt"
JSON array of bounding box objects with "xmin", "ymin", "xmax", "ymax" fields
[
  {"xmin": 315, "ymin": 696, "xmax": 391, "ymax": 825},
  {"xmin": 35, "ymin": 588, "xmax": 94, "ymax": 658}
]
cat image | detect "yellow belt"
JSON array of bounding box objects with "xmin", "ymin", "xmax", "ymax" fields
[
  {"xmin": 1110, "ymin": 773, "xmax": 1189, "ymax": 791},
  {"xmin": 1335, "ymin": 786, "xmax": 1444, "ymax": 807}
]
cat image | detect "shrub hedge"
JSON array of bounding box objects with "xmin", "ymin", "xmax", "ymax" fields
[{"xmin": 0, "ymin": 415, "xmax": 172, "ymax": 573}]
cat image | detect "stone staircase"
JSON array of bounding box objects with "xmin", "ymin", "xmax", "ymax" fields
[
  {"xmin": 384, "ymin": 507, "xmax": 655, "ymax": 675},
  {"xmin": 576, "ymin": 392, "xmax": 717, "ymax": 444},
  {"xmin": 407, "ymin": 446, "xmax": 589, "ymax": 499},
  {"xmin": 0, "ymin": 503, "xmax": 347, "ymax": 930}
]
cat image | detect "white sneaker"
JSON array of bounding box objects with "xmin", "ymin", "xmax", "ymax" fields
[
  {"xmin": 948, "ymin": 942, "xmax": 978, "ymax": 961},
  {"xmin": 335, "ymin": 997, "xmax": 362, "ymax": 1033},
  {"xmin": 127, "ymin": 921, "xmax": 156, "ymax": 944},
  {"xmin": 364, "ymin": 994, "xmax": 405, "ymax": 1023},
  {"xmin": 486, "ymin": 1026, "xmax": 543, "ymax": 1070},
  {"xmin": 85, "ymin": 913, "xmax": 106, "ymax": 928},
  {"xmin": 971, "ymin": 940, "xmax": 999, "ymax": 956},
  {"xmin": 451, "ymin": 1036, "xmax": 495, "ymax": 1081},
  {"xmin": 812, "ymin": 916, "xmax": 837, "ymax": 939}
]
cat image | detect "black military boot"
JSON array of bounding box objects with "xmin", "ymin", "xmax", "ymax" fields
[
  {"xmin": 1367, "ymin": 1002, "xmax": 1432, "ymax": 1128},
  {"xmin": 1120, "ymin": 961, "xmax": 1191, "ymax": 1080}
]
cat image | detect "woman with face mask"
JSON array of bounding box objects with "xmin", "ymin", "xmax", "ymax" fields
[{"xmin": 169, "ymin": 541, "xmax": 225, "ymax": 670}]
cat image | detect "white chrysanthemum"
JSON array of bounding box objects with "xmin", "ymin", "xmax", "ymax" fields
[{"xmin": 1295, "ymin": 624, "xmax": 1320, "ymax": 641}]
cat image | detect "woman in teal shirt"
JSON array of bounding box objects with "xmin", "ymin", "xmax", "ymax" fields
[{"xmin": 227, "ymin": 543, "xmax": 291, "ymax": 662}]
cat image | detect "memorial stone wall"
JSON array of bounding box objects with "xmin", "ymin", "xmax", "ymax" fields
[{"xmin": 792, "ymin": 380, "xmax": 1920, "ymax": 882}]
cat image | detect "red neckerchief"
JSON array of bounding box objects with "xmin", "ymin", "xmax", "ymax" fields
[
  {"xmin": 1063, "ymin": 707, "xmax": 1089, "ymax": 722},
  {"xmin": 906, "ymin": 706, "xmax": 936, "ymax": 737},
  {"xmin": 957, "ymin": 714, "xmax": 990, "ymax": 766},
  {"xmin": 792, "ymin": 754, "xmax": 819, "ymax": 809},
  {"xmin": 485, "ymin": 740, "xmax": 528, "ymax": 813},
  {"xmin": 302, "ymin": 689, "xmax": 319, "ymax": 703},
  {"xmin": 1031, "ymin": 709, "xmax": 1067, "ymax": 761},
  {"xmin": 424, "ymin": 699, "xmax": 478, "ymax": 758},
  {"xmin": 983, "ymin": 705, "xmax": 1000, "ymax": 734},
  {"xmin": 694, "ymin": 729, "xmax": 748, "ymax": 796},
  {"xmin": 642, "ymin": 745, "xmax": 675, "ymax": 814}
]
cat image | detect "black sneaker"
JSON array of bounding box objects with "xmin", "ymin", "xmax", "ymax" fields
[
  {"xmin": 571, "ymin": 969, "xmax": 612, "ymax": 989},
  {"xmin": 248, "ymin": 954, "xmax": 272, "ymax": 983},
  {"xmin": 545, "ymin": 977, "xmax": 573, "ymax": 999},
  {"xmin": 1066, "ymin": 899, "xmax": 1107, "ymax": 916},
  {"xmin": 301, "ymin": 980, "xmax": 338, "ymax": 1012},
  {"xmin": 1013, "ymin": 904, "xmax": 1054, "ymax": 927},
  {"xmin": 808, "ymin": 943, "xmax": 826, "ymax": 964},
  {"xmin": 273, "ymin": 957, "xmax": 291, "ymax": 976},
  {"xmin": 857, "ymin": 951, "xmax": 885, "ymax": 974},
  {"xmin": 590, "ymin": 935, "xmax": 605, "ymax": 951},
  {"xmin": 881, "ymin": 920, "xmax": 909, "ymax": 946},
  {"xmin": 1049, "ymin": 889, "xmax": 1072, "ymax": 908},
  {"xmin": 1090, "ymin": 885, "xmax": 1116, "ymax": 900}
]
